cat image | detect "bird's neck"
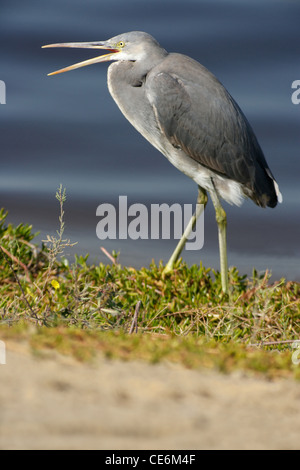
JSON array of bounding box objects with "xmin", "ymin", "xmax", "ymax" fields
[
  {"xmin": 136, "ymin": 48, "xmax": 168, "ymax": 76},
  {"xmin": 108, "ymin": 52, "xmax": 167, "ymax": 88}
]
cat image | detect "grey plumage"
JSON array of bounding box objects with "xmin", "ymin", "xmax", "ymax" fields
[
  {"xmin": 107, "ymin": 33, "xmax": 280, "ymax": 208},
  {"xmin": 43, "ymin": 31, "xmax": 282, "ymax": 293}
]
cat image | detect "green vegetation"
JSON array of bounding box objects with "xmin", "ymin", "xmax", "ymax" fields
[{"xmin": 0, "ymin": 187, "xmax": 299, "ymax": 377}]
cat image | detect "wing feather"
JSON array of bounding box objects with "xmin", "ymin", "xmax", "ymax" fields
[{"xmin": 145, "ymin": 67, "xmax": 264, "ymax": 186}]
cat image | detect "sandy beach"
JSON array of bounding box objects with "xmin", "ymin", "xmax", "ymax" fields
[{"xmin": 1, "ymin": 339, "xmax": 300, "ymax": 450}]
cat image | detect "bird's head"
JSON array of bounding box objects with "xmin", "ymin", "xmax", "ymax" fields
[{"xmin": 42, "ymin": 31, "xmax": 166, "ymax": 76}]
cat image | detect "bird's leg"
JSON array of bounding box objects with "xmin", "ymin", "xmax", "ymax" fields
[
  {"xmin": 208, "ymin": 189, "xmax": 229, "ymax": 294},
  {"xmin": 163, "ymin": 186, "xmax": 207, "ymax": 274}
]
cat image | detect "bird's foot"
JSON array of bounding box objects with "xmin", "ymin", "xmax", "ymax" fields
[{"xmin": 162, "ymin": 262, "xmax": 174, "ymax": 277}]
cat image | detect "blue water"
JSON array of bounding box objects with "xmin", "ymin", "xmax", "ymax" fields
[{"xmin": 1, "ymin": 0, "xmax": 299, "ymax": 280}]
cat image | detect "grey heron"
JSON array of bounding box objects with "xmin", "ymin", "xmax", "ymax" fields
[{"xmin": 43, "ymin": 31, "xmax": 282, "ymax": 294}]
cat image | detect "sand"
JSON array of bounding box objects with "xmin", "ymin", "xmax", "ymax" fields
[{"xmin": 1, "ymin": 339, "xmax": 300, "ymax": 450}]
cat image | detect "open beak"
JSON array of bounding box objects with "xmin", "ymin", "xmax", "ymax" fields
[{"xmin": 42, "ymin": 41, "xmax": 120, "ymax": 76}]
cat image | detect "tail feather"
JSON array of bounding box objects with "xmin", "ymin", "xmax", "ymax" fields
[
  {"xmin": 266, "ymin": 169, "xmax": 282, "ymax": 205},
  {"xmin": 252, "ymin": 167, "xmax": 282, "ymax": 208}
]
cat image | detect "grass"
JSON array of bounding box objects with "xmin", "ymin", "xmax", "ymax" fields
[
  {"xmin": 1, "ymin": 324, "xmax": 299, "ymax": 379},
  {"xmin": 0, "ymin": 186, "xmax": 299, "ymax": 377}
]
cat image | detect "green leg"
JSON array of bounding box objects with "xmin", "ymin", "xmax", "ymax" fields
[
  {"xmin": 163, "ymin": 186, "xmax": 207, "ymax": 274},
  {"xmin": 209, "ymin": 189, "xmax": 229, "ymax": 294}
]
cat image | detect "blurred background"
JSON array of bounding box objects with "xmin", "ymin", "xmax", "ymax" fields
[{"xmin": 1, "ymin": 0, "xmax": 299, "ymax": 280}]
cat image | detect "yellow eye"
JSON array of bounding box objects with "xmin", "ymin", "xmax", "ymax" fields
[{"xmin": 117, "ymin": 41, "xmax": 125, "ymax": 48}]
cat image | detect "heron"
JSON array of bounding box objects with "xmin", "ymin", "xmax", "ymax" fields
[{"xmin": 43, "ymin": 31, "xmax": 282, "ymax": 294}]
